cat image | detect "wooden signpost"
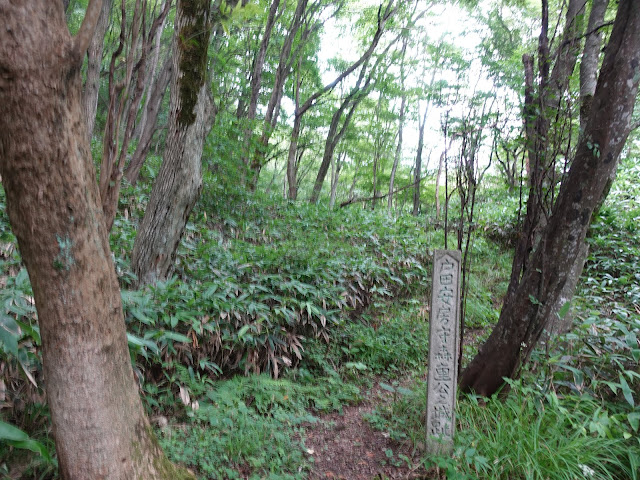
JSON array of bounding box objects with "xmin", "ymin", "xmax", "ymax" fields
[{"xmin": 426, "ymin": 250, "xmax": 461, "ymax": 455}]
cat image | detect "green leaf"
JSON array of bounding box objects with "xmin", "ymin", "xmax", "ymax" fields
[
  {"xmin": 379, "ymin": 382, "xmax": 396, "ymax": 393},
  {"xmin": 0, "ymin": 314, "xmax": 20, "ymax": 356},
  {"xmin": 627, "ymin": 412, "xmax": 640, "ymax": 432},
  {"xmin": 528, "ymin": 295, "xmax": 542, "ymax": 306},
  {"xmin": 126, "ymin": 333, "xmax": 160, "ymax": 355},
  {"xmin": 557, "ymin": 301, "xmax": 571, "ymax": 319},
  {"xmin": 10, "ymin": 439, "xmax": 52, "ymax": 462},
  {"xmin": 161, "ymin": 331, "xmax": 191, "ymax": 344},
  {"xmin": 619, "ymin": 373, "xmax": 635, "ymax": 407},
  {"xmin": 131, "ymin": 309, "xmax": 155, "ymax": 325},
  {"xmin": 0, "ymin": 420, "xmax": 30, "ymax": 442},
  {"xmin": 396, "ymin": 386, "xmax": 413, "ymax": 396},
  {"xmin": 345, "ymin": 362, "xmax": 367, "ymax": 371},
  {"xmin": 237, "ymin": 325, "xmax": 250, "ymax": 338}
]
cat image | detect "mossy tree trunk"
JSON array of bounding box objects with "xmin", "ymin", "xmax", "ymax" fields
[
  {"xmin": 132, "ymin": 0, "xmax": 215, "ymax": 286},
  {"xmin": 0, "ymin": 2, "xmax": 194, "ymax": 478},
  {"xmin": 459, "ymin": 0, "xmax": 640, "ymax": 396}
]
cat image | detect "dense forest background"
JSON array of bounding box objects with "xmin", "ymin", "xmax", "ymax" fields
[{"xmin": 0, "ymin": 0, "xmax": 639, "ymax": 478}]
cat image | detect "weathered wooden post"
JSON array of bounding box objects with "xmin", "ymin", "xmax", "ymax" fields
[{"xmin": 426, "ymin": 250, "xmax": 461, "ymax": 455}]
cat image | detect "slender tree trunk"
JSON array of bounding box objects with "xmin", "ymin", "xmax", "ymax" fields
[
  {"xmin": 100, "ymin": 0, "xmax": 172, "ymax": 231},
  {"xmin": 372, "ymin": 148, "xmax": 380, "ymax": 210},
  {"xmin": 508, "ymin": 0, "xmax": 586, "ymax": 298},
  {"xmin": 310, "ymin": 2, "xmax": 407, "ymax": 204},
  {"xmin": 387, "ymin": 96, "xmax": 404, "ymax": 214},
  {"xmin": 286, "ymin": 64, "xmax": 303, "ymax": 200},
  {"xmin": 348, "ymin": 160, "xmax": 360, "ymax": 201},
  {"xmin": 460, "ymin": 0, "xmax": 640, "ymax": 396},
  {"xmin": 0, "ymin": 2, "xmax": 192, "ymax": 478},
  {"xmin": 132, "ymin": 0, "xmax": 214, "ymax": 286},
  {"xmin": 387, "ymin": 36, "xmax": 408, "ymax": 214},
  {"xmin": 245, "ymin": 0, "xmax": 280, "ymax": 125},
  {"xmin": 242, "ymin": 0, "xmax": 281, "ymax": 186},
  {"xmin": 286, "ymin": 115, "xmax": 302, "ymax": 201},
  {"xmin": 82, "ymin": 0, "xmax": 112, "ymax": 140},
  {"xmin": 133, "ymin": 0, "xmax": 169, "ymax": 141},
  {"xmin": 249, "ymin": 0, "xmax": 310, "ymax": 189},
  {"xmin": 370, "ymin": 97, "xmax": 385, "ymax": 210},
  {"xmin": 435, "ymin": 137, "xmax": 453, "ymax": 220},
  {"xmin": 309, "ymin": 90, "xmax": 362, "ymax": 203},
  {"xmin": 413, "ymin": 106, "xmax": 428, "ymax": 215},
  {"xmin": 329, "ymin": 152, "xmax": 343, "ymax": 209},
  {"xmin": 125, "ymin": 54, "xmax": 173, "ymax": 184},
  {"xmin": 287, "ymin": 0, "xmax": 397, "ymax": 201}
]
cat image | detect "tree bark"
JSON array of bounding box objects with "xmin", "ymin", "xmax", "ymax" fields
[
  {"xmin": 0, "ymin": 2, "xmax": 193, "ymax": 478},
  {"xmin": 131, "ymin": 0, "xmax": 214, "ymax": 286},
  {"xmin": 82, "ymin": 0, "xmax": 113, "ymax": 140},
  {"xmin": 459, "ymin": 0, "xmax": 640, "ymax": 397}
]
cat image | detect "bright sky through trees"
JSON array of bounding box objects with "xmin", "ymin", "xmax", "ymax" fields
[{"xmin": 315, "ymin": 1, "xmax": 506, "ymax": 171}]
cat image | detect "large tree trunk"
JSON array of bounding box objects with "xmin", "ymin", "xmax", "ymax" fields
[
  {"xmin": 131, "ymin": 0, "xmax": 214, "ymax": 286},
  {"xmin": 580, "ymin": 0, "xmax": 609, "ymax": 127},
  {"xmin": 459, "ymin": 0, "xmax": 640, "ymax": 396},
  {"xmin": 82, "ymin": 0, "xmax": 112, "ymax": 140},
  {"xmin": 0, "ymin": 2, "xmax": 193, "ymax": 478}
]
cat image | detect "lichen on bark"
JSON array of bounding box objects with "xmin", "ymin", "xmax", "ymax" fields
[{"xmin": 177, "ymin": 0, "xmax": 211, "ymax": 126}]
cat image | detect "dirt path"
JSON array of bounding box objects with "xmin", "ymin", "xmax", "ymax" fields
[{"xmin": 303, "ymin": 382, "xmax": 429, "ymax": 480}]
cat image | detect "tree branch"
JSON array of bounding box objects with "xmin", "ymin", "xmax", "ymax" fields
[
  {"xmin": 340, "ymin": 174, "xmax": 429, "ymax": 208},
  {"xmin": 73, "ymin": 0, "xmax": 104, "ymax": 64}
]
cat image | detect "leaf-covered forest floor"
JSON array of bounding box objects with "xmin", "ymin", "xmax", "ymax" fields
[{"xmin": 2, "ymin": 162, "xmax": 640, "ymax": 479}]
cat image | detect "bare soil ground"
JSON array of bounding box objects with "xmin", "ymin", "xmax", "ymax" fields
[
  {"xmin": 303, "ymin": 382, "xmax": 433, "ymax": 480},
  {"xmin": 301, "ymin": 327, "xmax": 490, "ymax": 480}
]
